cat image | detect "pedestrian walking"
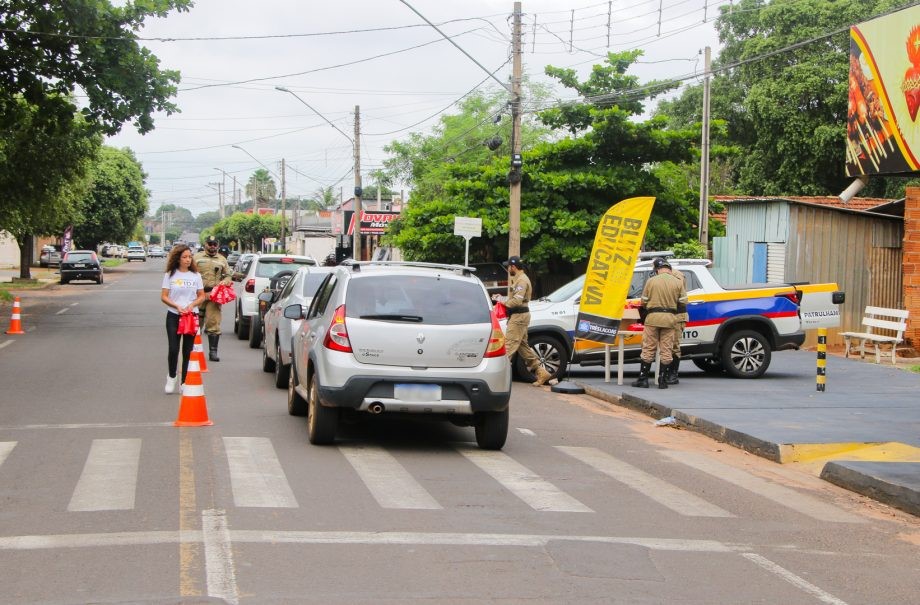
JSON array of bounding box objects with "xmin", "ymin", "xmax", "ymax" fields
[
  {"xmin": 194, "ymin": 235, "xmax": 232, "ymax": 361},
  {"xmin": 631, "ymin": 257, "xmax": 688, "ymax": 389},
  {"xmin": 161, "ymin": 244, "xmax": 205, "ymax": 394},
  {"xmin": 668, "ymin": 262, "xmax": 688, "ymax": 384},
  {"xmin": 491, "ymin": 256, "xmax": 555, "ymax": 386}
]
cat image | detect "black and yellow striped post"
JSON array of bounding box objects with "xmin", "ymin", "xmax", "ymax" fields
[{"xmin": 816, "ymin": 328, "xmax": 827, "ymax": 392}]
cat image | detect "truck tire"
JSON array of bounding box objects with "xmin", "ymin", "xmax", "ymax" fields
[
  {"xmin": 720, "ymin": 329, "xmax": 771, "ymax": 378},
  {"xmin": 514, "ymin": 334, "xmax": 567, "ymax": 381}
]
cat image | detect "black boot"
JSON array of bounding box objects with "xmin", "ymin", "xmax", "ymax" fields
[
  {"xmin": 658, "ymin": 363, "xmax": 671, "ymax": 389},
  {"xmin": 666, "ymin": 357, "xmax": 680, "ymax": 385},
  {"xmin": 631, "ymin": 361, "xmax": 652, "ymax": 388},
  {"xmin": 208, "ymin": 334, "xmax": 220, "ymax": 362}
]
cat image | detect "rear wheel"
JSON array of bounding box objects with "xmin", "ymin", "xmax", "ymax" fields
[
  {"xmin": 60, "ymin": 277, "xmax": 68, "ymax": 285},
  {"xmin": 513, "ymin": 334, "xmax": 567, "ymax": 381},
  {"xmin": 287, "ymin": 359, "xmax": 307, "ymax": 416},
  {"xmin": 248, "ymin": 312, "xmax": 262, "ymax": 348},
  {"xmin": 720, "ymin": 330, "xmax": 771, "ymax": 378},
  {"xmin": 274, "ymin": 339, "xmax": 290, "ymax": 389},
  {"xmin": 307, "ymin": 374, "xmax": 338, "ymax": 445},
  {"xmin": 96, "ymin": 274, "xmax": 103, "ymax": 285},
  {"xmin": 475, "ymin": 408, "xmax": 509, "ymax": 450}
]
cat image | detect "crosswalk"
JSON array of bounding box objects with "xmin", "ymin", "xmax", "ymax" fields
[{"xmin": 0, "ymin": 436, "xmax": 865, "ymax": 523}]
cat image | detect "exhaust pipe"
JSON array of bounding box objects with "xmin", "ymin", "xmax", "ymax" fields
[{"xmin": 368, "ymin": 402, "xmax": 385, "ymax": 415}]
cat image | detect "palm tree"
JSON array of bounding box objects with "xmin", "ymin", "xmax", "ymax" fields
[{"xmin": 244, "ymin": 169, "xmax": 277, "ymax": 210}]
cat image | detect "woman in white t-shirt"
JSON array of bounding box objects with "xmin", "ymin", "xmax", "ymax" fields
[{"xmin": 160, "ymin": 244, "xmax": 205, "ymax": 394}]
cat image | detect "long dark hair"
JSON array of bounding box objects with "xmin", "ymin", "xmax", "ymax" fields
[{"xmin": 166, "ymin": 244, "xmax": 199, "ymax": 277}]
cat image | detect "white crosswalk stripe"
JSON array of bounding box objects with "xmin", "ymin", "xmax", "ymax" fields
[
  {"xmin": 662, "ymin": 451, "xmax": 866, "ymax": 523},
  {"xmin": 457, "ymin": 446, "xmax": 593, "ymax": 512},
  {"xmin": 0, "ymin": 441, "xmax": 16, "ymax": 466},
  {"xmin": 339, "ymin": 445, "xmax": 442, "ymax": 509},
  {"xmin": 68, "ymin": 439, "xmax": 141, "ymax": 512},
  {"xmin": 556, "ymin": 446, "xmax": 734, "ymax": 517},
  {"xmin": 223, "ymin": 437, "xmax": 298, "ymax": 508}
]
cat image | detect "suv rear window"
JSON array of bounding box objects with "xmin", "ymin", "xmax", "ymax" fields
[
  {"xmin": 345, "ymin": 275, "xmax": 490, "ymax": 325},
  {"xmin": 255, "ymin": 258, "xmax": 315, "ymax": 278}
]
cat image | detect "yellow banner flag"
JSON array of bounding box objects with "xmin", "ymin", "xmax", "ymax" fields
[{"xmin": 575, "ymin": 196, "xmax": 655, "ymax": 344}]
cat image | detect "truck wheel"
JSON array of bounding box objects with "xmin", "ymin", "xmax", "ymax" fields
[
  {"xmin": 248, "ymin": 312, "xmax": 262, "ymax": 349},
  {"xmin": 307, "ymin": 374, "xmax": 338, "ymax": 445},
  {"xmin": 513, "ymin": 334, "xmax": 567, "ymax": 381},
  {"xmin": 474, "ymin": 408, "xmax": 509, "ymax": 450},
  {"xmin": 720, "ymin": 330, "xmax": 771, "ymax": 378},
  {"xmin": 287, "ymin": 359, "xmax": 307, "ymax": 416},
  {"xmin": 692, "ymin": 357, "xmax": 725, "ymax": 374}
]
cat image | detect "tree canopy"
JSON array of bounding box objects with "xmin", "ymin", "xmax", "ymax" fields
[{"xmin": 245, "ymin": 169, "xmax": 277, "ymax": 209}]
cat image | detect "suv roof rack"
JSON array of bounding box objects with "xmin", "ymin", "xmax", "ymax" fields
[{"xmin": 342, "ymin": 260, "xmax": 473, "ymax": 277}]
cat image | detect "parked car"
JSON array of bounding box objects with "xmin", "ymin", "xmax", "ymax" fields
[
  {"xmin": 232, "ymin": 253, "xmax": 256, "ymax": 280},
  {"xmin": 470, "ymin": 262, "xmax": 508, "ymax": 297},
  {"xmin": 283, "ymin": 261, "xmax": 511, "ymax": 449},
  {"xmin": 147, "ymin": 245, "xmax": 166, "ymax": 258},
  {"xmin": 226, "ymin": 251, "xmax": 241, "ymax": 266},
  {"xmin": 126, "ymin": 245, "xmax": 147, "ymax": 262},
  {"xmin": 233, "ymin": 253, "xmax": 317, "ymax": 347},
  {"xmin": 39, "ymin": 246, "xmax": 62, "ymax": 268},
  {"xmin": 59, "ymin": 250, "xmax": 103, "ymax": 284},
  {"xmin": 262, "ymin": 266, "xmax": 336, "ymax": 388}
]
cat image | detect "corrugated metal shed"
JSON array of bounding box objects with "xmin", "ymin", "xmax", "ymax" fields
[{"xmin": 712, "ymin": 198, "xmax": 903, "ymax": 347}]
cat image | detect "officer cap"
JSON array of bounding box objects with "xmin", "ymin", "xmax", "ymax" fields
[
  {"xmin": 502, "ymin": 256, "xmax": 525, "ymax": 269},
  {"xmin": 653, "ymin": 257, "xmax": 671, "ymax": 270},
  {"xmin": 205, "ymin": 235, "xmax": 219, "ymax": 245}
]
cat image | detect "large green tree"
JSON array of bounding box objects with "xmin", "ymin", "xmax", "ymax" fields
[
  {"xmin": 73, "ymin": 146, "xmax": 148, "ymax": 251},
  {"xmin": 245, "ymin": 169, "xmax": 277, "ymax": 209},
  {"xmin": 209, "ymin": 212, "xmax": 282, "ymax": 252}
]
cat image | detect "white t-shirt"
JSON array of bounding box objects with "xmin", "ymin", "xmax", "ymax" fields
[{"xmin": 162, "ymin": 270, "xmax": 204, "ymax": 315}]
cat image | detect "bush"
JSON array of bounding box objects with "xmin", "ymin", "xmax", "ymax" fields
[{"xmin": 671, "ymin": 241, "xmax": 707, "ymax": 259}]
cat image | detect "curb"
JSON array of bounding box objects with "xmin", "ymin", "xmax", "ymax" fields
[{"xmin": 821, "ymin": 461, "xmax": 920, "ymax": 517}]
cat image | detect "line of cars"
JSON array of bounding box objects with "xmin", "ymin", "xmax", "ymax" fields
[{"xmin": 235, "ymin": 257, "xmax": 513, "ymax": 450}]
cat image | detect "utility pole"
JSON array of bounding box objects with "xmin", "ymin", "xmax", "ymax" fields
[
  {"xmin": 699, "ymin": 46, "xmax": 712, "ymax": 250},
  {"xmin": 280, "ymin": 158, "xmax": 287, "ymax": 249},
  {"xmin": 232, "ymin": 176, "xmax": 238, "ymax": 215},
  {"xmin": 354, "ymin": 105, "xmax": 363, "ymax": 261},
  {"xmin": 508, "ymin": 1, "xmax": 523, "ymax": 257}
]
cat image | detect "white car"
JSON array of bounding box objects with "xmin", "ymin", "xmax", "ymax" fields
[
  {"xmin": 233, "ymin": 253, "xmax": 317, "ymax": 346},
  {"xmin": 126, "ymin": 246, "xmax": 146, "ymax": 262}
]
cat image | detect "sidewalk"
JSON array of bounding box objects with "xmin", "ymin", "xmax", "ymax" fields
[
  {"xmin": 0, "ymin": 266, "xmax": 60, "ymax": 284},
  {"xmin": 568, "ymin": 349, "xmax": 920, "ymax": 517}
]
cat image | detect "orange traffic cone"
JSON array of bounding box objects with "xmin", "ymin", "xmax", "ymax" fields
[
  {"xmin": 174, "ymin": 357, "xmax": 213, "ymax": 427},
  {"xmin": 192, "ymin": 332, "xmax": 208, "ymax": 373},
  {"xmin": 5, "ymin": 296, "xmax": 25, "ymax": 334}
]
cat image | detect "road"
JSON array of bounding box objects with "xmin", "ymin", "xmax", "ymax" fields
[{"xmin": 0, "ymin": 260, "xmax": 917, "ymax": 604}]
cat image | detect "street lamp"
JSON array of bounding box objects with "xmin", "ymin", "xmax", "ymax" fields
[{"xmin": 275, "ymin": 86, "xmax": 363, "ymax": 261}]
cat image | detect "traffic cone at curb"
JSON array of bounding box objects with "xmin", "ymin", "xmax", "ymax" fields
[
  {"xmin": 174, "ymin": 357, "xmax": 213, "ymax": 427},
  {"xmin": 5, "ymin": 296, "xmax": 25, "ymax": 334},
  {"xmin": 192, "ymin": 332, "xmax": 209, "ymax": 373}
]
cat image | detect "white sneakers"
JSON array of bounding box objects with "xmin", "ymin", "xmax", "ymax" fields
[{"xmin": 165, "ymin": 375, "xmax": 178, "ymax": 394}]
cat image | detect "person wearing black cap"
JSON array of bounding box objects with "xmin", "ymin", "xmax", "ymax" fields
[
  {"xmin": 194, "ymin": 235, "xmax": 232, "ymax": 361},
  {"xmin": 491, "ymin": 256, "xmax": 555, "ymax": 386},
  {"xmin": 632, "ymin": 257, "xmax": 688, "ymax": 389}
]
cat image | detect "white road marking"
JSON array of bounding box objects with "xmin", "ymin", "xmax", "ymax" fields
[
  {"xmin": 0, "ymin": 441, "xmax": 16, "ymax": 466},
  {"xmin": 742, "ymin": 552, "xmax": 849, "ymax": 605},
  {"xmin": 70, "ymin": 302, "xmax": 79, "ymax": 306},
  {"xmin": 457, "ymin": 446, "xmax": 593, "ymax": 512},
  {"xmin": 517, "ymin": 428, "xmax": 536, "ymax": 436},
  {"xmin": 556, "ymin": 446, "xmax": 733, "ymax": 518},
  {"xmin": 662, "ymin": 451, "xmax": 865, "ymax": 523},
  {"xmin": 339, "ymin": 445, "xmax": 441, "ymax": 510},
  {"xmin": 68, "ymin": 439, "xmax": 141, "ymax": 511},
  {"xmin": 223, "ymin": 437, "xmax": 297, "ymax": 508},
  {"xmin": 0, "ymin": 422, "xmax": 172, "ymax": 431},
  {"xmin": 55, "ymin": 308, "xmax": 69, "ymax": 315},
  {"xmin": 0, "ymin": 340, "xmax": 12, "ymax": 350},
  {"xmin": 202, "ymin": 509, "xmax": 240, "ymax": 605}
]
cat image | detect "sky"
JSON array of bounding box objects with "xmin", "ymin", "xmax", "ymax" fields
[{"xmin": 105, "ymin": 0, "xmax": 726, "ymax": 218}]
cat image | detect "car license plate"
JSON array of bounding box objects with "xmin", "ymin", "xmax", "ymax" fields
[
  {"xmin": 394, "ymin": 384, "xmax": 441, "ymax": 402},
  {"xmin": 74, "ymin": 263, "xmax": 86, "ymax": 268}
]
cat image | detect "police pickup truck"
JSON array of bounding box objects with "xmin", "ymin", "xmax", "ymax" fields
[{"xmin": 514, "ymin": 257, "xmax": 844, "ymax": 380}]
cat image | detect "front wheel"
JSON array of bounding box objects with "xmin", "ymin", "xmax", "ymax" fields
[
  {"xmin": 307, "ymin": 374, "xmax": 338, "ymax": 445},
  {"xmin": 513, "ymin": 334, "xmax": 567, "ymax": 382},
  {"xmin": 720, "ymin": 329, "xmax": 771, "ymax": 378},
  {"xmin": 274, "ymin": 339, "xmax": 290, "ymax": 389},
  {"xmin": 262, "ymin": 337, "xmax": 276, "ymax": 372},
  {"xmin": 287, "ymin": 359, "xmax": 307, "ymax": 416},
  {"xmin": 248, "ymin": 312, "xmax": 262, "ymax": 349},
  {"xmin": 475, "ymin": 408, "xmax": 509, "ymax": 450}
]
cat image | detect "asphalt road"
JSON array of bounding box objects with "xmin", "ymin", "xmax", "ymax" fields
[{"xmin": 0, "ymin": 260, "xmax": 918, "ymax": 604}]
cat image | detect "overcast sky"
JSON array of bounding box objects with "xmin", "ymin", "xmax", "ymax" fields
[{"xmin": 105, "ymin": 0, "xmax": 725, "ymax": 218}]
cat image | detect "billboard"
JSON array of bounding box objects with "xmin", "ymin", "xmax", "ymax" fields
[{"xmin": 847, "ymin": 6, "xmax": 920, "ymax": 176}]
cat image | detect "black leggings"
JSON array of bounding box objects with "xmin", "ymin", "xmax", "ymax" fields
[{"xmin": 166, "ymin": 312, "xmax": 196, "ymax": 381}]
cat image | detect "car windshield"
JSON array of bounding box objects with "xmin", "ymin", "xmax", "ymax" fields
[
  {"xmin": 66, "ymin": 253, "xmax": 93, "ymax": 262},
  {"xmin": 544, "ymin": 274, "xmax": 585, "ymax": 302},
  {"xmin": 255, "ymin": 258, "xmax": 315, "ymax": 278},
  {"xmin": 345, "ymin": 275, "xmax": 490, "ymax": 325}
]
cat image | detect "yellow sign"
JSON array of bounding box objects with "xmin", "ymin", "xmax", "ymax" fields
[{"xmin": 574, "ymin": 196, "xmax": 655, "ymax": 344}]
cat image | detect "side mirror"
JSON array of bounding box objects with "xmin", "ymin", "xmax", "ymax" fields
[
  {"xmin": 283, "ymin": 304, "xmax": 304, "ymax": 320},
  {"xmin": 258, "ymin": 291, "xmax": 274, "ymax": 303},
  {"xmin": 231, "ymin": 272, "xmax": 242, "ymax": 282}
]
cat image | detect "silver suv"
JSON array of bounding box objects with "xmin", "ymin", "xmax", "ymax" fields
[{"xmin": 283, "ymin": 261, "xmax": 512, "ymax": 449}]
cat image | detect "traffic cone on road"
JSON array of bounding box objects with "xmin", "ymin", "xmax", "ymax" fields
[
  {"xmin": 192, "ymin": 332, "xmax": 209, "ymax": 373},
  {"xmin": 174, "ymin": 357, "xmax": 213, "ymax": 427},
  {"xmin": 5, "ymin": 297, "xmax": 25, "ymax": 334}
]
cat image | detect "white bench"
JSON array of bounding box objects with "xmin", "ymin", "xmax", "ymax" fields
[{"xmin": 840, "ymin": 306, "xmax": 910, "ymax": 364}]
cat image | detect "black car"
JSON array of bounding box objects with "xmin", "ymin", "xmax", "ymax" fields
[{"xmin": 60, "ymin": 250, "xmax": 103, "ymax": 285}]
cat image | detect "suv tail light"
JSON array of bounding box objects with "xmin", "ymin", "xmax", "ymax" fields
[
  {"xmin": 245, "ymin": 278, "xmax": 255, "ymax": 293},
  {"xmin": 776, "ymin": 290, "xmax": 799, "ymax": 305},
  {"xmin": 484, "ymin": 311, "xmax": 506, "ymax": 358},
  {"xmin": 323, "ymin": 305, "xmax": 352, "ymax": 353}
]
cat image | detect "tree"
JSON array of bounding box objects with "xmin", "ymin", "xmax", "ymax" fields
[
  {"xmin": 244, "ymin": 169, "xmax": 277, "ymax": 209},
  {"xmin": 194, "ymin": 211, "xmax": 221, "ymax": 231},
  {"xmin": 73, "ymin": 146, "xmax": 149, "ymax": 251},
  {"xmin": 154, "ymin": 203, "xmax": 194, "ymax": 235},
  {"xmin": 210, "ymin": 212, "xmax": 282, "ymax": 252},
  {"xmin": 0, "ymin": 0, "xmax": 192, "ymax": 136},
  {"xmin": 306, "ymin": 186, "xmax": 337, "ymax": 212},
  {"xmin": 0, "ymin": 97, "xmax": 100, "ymax": 278}
]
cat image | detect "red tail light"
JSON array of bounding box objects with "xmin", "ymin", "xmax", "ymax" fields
[
  {"xmin": 323, "ymin": 305, "xmax": 352, "ymax": 352},
  {"xmin": 777, "ymin": 291, "xmax": 799, "ymax": 305},
  {"xmin": 484, "ymin": 311, "xmax": 506, "ymax": 358},
  {"xmin": 245, "ymin": 278, "xmax": 255, "ymax": 293}
]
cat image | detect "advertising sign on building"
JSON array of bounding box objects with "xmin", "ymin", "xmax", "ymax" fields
[
  {"xmin": 847, "ymin": 5, "xmax": 920, "ymax": 176},
  {"xmin": 346, "ymin": 210, "xmax": 400, "ymax": 235}
]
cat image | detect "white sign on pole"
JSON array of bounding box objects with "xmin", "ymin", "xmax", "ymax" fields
[{"xmin": 454, "ymin": 217, "xmax": 482, "ymax": 266}]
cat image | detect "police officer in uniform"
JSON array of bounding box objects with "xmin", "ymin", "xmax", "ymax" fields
[
  {"xmin": 667, "ymin": 261, "xmax": 688, "ymax": 384},
  {"xmin": 631, "ymin": 258, "xmax": 688, "ymax": 389},
  {"xmin": 491, "ymin": 256, "xmax": 554, "ymax": 386},
  {"xmin": 194, "ymin": 236, "xmax": 232, "ymax": 361}
]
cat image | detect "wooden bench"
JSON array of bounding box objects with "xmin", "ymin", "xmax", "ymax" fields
[{"xmin": 840, "ymin": 306, "xmax": 910, "ymax": 364}]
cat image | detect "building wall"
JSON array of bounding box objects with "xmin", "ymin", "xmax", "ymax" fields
[
  {"xmin": 904, "ymin": 187, "xmax": 920, "ymax": 346},
  {"xmin": 710, "ymin": 201, "xmax": 790, "ymax": 285}
]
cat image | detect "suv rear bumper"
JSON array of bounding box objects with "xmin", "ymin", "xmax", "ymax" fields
[{"xmin": 317, "ymin": 375, "xmax": 511, "ymax": 415}]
